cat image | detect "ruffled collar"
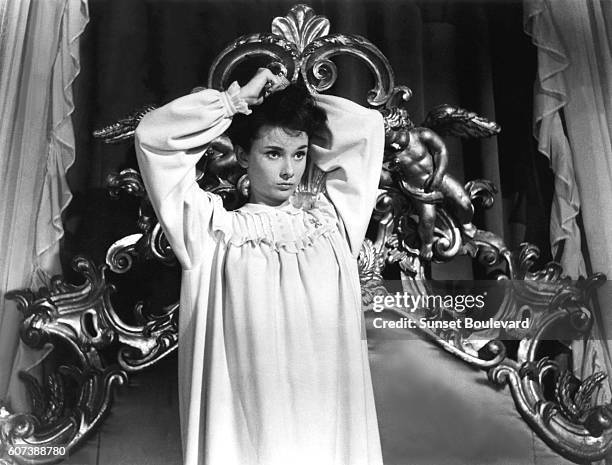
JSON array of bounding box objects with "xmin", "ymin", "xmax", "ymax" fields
[
  {"xmin": 238, "ymin": 200, "xmax": 302, "ymax": 216},
  {"xmin": 237, "ymin": 192, "xmax": 322, "ymax": 215}
]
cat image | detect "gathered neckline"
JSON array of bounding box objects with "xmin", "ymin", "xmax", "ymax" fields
[{"xmin": 238, "ymin": 198, "xmax": 303, "ymax": 216}]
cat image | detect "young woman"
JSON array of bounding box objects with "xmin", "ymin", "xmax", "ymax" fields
[{"xmin": 135, "ymin": 68, "xmax": 385, "ymax": 465}]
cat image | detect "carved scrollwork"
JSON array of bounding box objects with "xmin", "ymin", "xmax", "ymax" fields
[
  {"xmin": 105, "ymin": 234, "xmax": 142, "ymax": 274},
  {"xmin": 93, "ymin": 105, "xmax": 157, "ymax": 144},
  {"xmin": 457, "ymin": 231, "xmax": 612, "ymax": 462},
  {"xmin": 463, "ymin": 228, "xmax": 511, "ymax": 268},
  {"xmin": 116, "ymin": 301, "xmax": 178, "ymax": 371},
  {"xmin": 490, "ymin": 357, "xmax": 612, "ymax": 463},
  {"xmin": 359, "ymin": 211, "xmax": 395, "ymax": 312},
  {"xmin": 7, "ymin": 258, "xmax": 115, "ymax": 370},
  {"xmin": 0, "ymin": 367, "xmax": 127, "ymax": 465},
  {"xmin": 147, "ymin": 223, "xmax": 176, "ymax": 264},
  {"xmin": 464, "ymin": 179, "xmax": 497, "ymax": 209},
  {"xmin": 106, "ymin": 169, "xmax": 146, "ymax": 199},
  {"xmin": 208, "ymin": 33, "xmax": 300, "ymax": 90},
  {"xmin": 301, "ymin": 34, "xmax": 395, "ymax": 106},
  {"xmin": 1, "ymin": 254, "xmax": 181, "ymax": 463},
  {"xmin": 431, "ymin": 209, "xmax": 462, "ymax": 261},
  {"xmin": 556, "ymin": 370, "xmax": 608, "ymax": 425},
  {"xmin": 16, "ymin": 256, "xmax": 180, "ymax": 373},
  {"xmin": 208, "ymin": 4, "xmax": 397, "ymax": 108},
  {"xmin": 380, "ymin": 86, "xmax": 414, "ymax": 133}
]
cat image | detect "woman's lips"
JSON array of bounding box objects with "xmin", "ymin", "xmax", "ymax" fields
[{"xmin": 277, "ymin": 183, "xmax": 294, "ymax": 190}]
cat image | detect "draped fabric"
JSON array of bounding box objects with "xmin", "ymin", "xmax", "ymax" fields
[
  {"xmin": 0, "ymin": 0, "xmax": 88, "ymax": 409},
  {"xmin": 524, "ymin": 0, "xmax": 612, "ymax": 400}
]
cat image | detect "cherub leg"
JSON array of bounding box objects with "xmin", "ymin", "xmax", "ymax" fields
[
  {"xmin": 416, "ymin": 201, "xmax": 436, "ymax": 260},
  {"xmin": 439, "ymin": 176, "xmax": 477, "ymax": 237}
]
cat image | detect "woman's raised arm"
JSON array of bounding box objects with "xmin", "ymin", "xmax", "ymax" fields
[
  {"xmin": 308, "ymin": 94, "xmax": 385, "ymax": 258},
  {"xmin": 134, "ymin": 82, "xmax": 248, "ymax": 269}
]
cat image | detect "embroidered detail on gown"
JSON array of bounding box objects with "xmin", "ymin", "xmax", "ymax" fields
[
  {"xmin": 135, "ymin": 82, "xmax": 385, "ymax": 465},
  {"xmin": 206, "ymin": 192, "xmax": 338, "ymax": 252}
]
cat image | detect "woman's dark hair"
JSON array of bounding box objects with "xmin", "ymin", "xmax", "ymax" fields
[{"xmin": 228, "ymin": 83, "xmax": 327, "ymax": 152}]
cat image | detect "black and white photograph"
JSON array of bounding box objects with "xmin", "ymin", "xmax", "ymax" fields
[{"xmin": 1, "ymin": 0, "xmax": 612, "ymax": 464}]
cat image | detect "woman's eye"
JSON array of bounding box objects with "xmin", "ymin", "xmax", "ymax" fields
[
  {"xmin": 266, "ymin": 151, "xmax": 280, "ymax": 159},
  {"xmin": 294, "ymin": 151, "xmax": 306, "ymax": 160}
]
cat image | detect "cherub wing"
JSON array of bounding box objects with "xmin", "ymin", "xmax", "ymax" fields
[
  {"xmin": 421, "ymin": 104, "xmax": 500, "ymax": 139},
  {"xmin": 93, "ymin": 104, "xmax": 158, "ymax": 144}
]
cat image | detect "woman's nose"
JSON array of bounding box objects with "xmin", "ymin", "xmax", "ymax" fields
[{"xmin": 280, "ymin": 161, "xmax": 295, "ymax": 179}]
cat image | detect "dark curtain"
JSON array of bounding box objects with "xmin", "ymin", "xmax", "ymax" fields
[{"xmin": 66, "ymin": 0, "xmax": 553, "ymax": 276}]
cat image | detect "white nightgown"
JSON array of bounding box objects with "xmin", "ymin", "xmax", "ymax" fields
[{"xmin": 135, "ymin": 82, "xmax": 385, "ymax": 465}]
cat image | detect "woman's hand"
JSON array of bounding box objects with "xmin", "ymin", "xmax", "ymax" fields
[{"xmin": 237, "ymin": 68, "xmax": 289, "ymax": 106}]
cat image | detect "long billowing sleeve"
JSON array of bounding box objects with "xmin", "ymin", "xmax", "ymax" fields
[
  {"xmin": 134, "ymin": 82, "xmax": 249, "ymax": 269},
  {"xmin": 309, "ymin": 94, "xmax": 385, "ymax": 258}
]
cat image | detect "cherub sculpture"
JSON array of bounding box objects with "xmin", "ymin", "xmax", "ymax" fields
[{"xmin": 380, "ymin": 87, "xmax": 500, "ymax": 259}]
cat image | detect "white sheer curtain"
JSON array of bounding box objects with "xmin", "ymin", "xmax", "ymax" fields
[
  {"xmin": 0, "ymin": 0, "xmax": 88, "ymax": 410},
  {"xmin": 524, "ymin": 0, "xmax": 612, "ymax": 401}
]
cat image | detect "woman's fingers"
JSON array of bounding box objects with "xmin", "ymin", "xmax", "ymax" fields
[
  {"xmin": 238, "ymin": 67, "xmax": 290, "ymax": 105},
  {"xmin": 263, "ymin": 74, "xmax": 290, "ymax": 97},
  {"xmin": 238, "ymin": 69, "xmax": 273, "ymax": 105},
  {"xmin": 273, "ymin": 75, "xmax": 290, "ymax": 91}
]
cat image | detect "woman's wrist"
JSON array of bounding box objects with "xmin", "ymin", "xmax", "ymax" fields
[{"xmin": 221, "ymin": 81, "xmax": 252, "ymax": 117}]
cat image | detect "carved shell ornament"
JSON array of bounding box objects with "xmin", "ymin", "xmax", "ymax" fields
[
  {"xmin": 271, "ymin": 4, "xmax": 330, "ymax": 53},
  {"xmin": 208, "ymin": 4, "xmax": 396, "ymax": 107}
]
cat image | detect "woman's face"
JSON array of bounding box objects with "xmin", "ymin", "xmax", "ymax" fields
[{"xmin": 238, "ymin": 125, "xmax": 308, "ymax": 206}]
